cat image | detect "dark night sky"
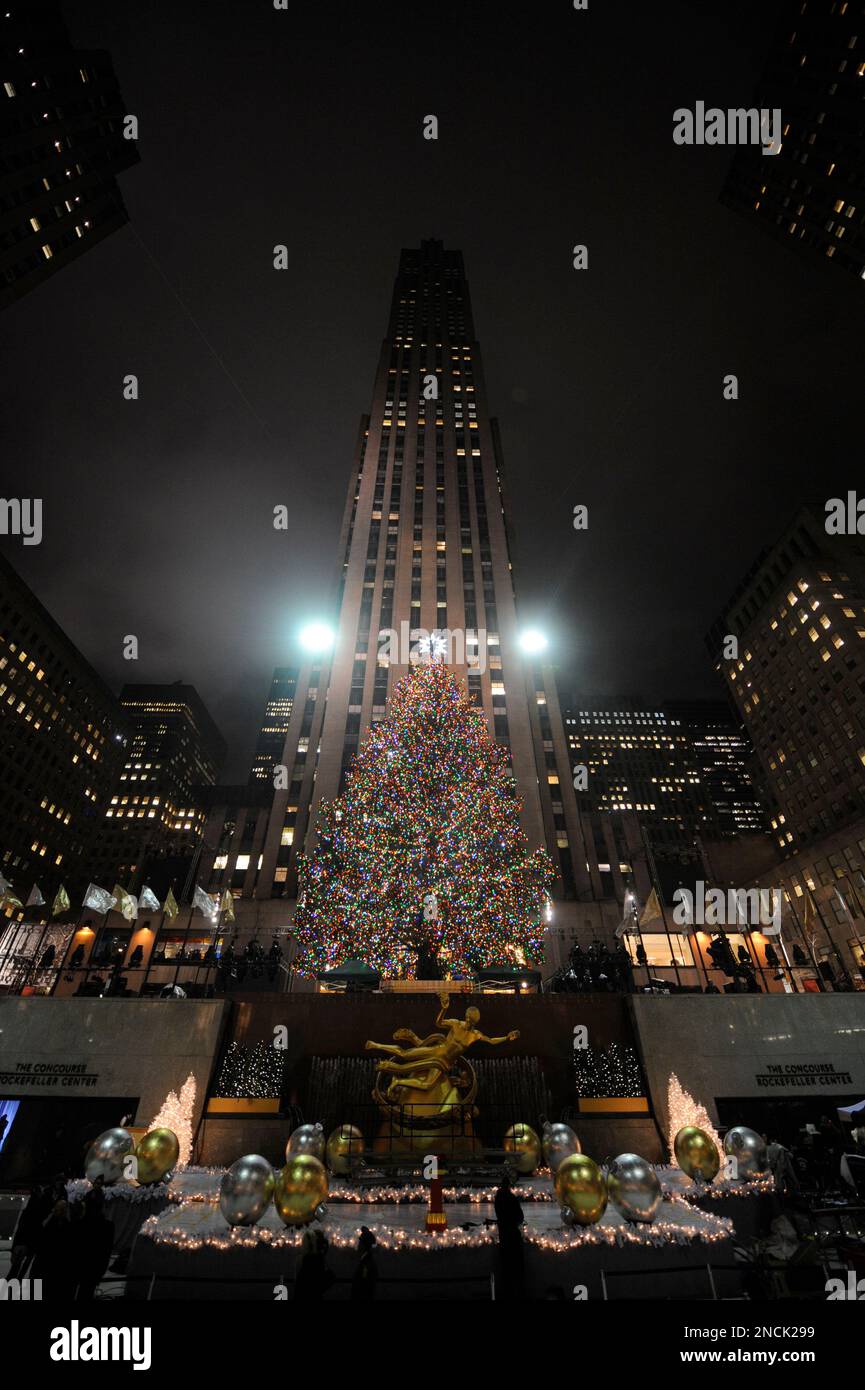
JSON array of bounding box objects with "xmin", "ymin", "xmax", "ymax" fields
[{"xmin": 1, "ymin": 0, "xmax": 861, "ymax": 779}]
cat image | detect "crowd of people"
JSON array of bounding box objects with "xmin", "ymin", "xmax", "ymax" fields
[
  {"xmin": 548, "ymin": 939, "xmax": 634, "ymax": 993},
  {"xmin": 9, "ymin": 1175, "xmax": 115, "ymax": 1299},
  {"xmin": 765, "ymin": 1113, "xmax": 865, "ymax": 1199},
  {"xmin": 547, "ymin": 933, "xmax": 860, "ymax": 995}
]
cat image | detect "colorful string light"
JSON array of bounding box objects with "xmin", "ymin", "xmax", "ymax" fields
[{"xmin": 291, "ymin": 662, "xmax": 555, "ymax": 978}]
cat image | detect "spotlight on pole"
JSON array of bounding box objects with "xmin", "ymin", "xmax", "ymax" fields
[
  {"xmin": 299, "ymin": 621, "xmax": 335, "ymax": 654},
  {"xmin": 518, "ymin": 628, "xmax": 548, "ymax": 655}
]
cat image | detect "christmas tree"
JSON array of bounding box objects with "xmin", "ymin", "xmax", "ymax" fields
[
  {"xmin": 150, "ymin": 1073, "xmax": 197, "ymax": 1168},
  {"xmin": 292, "ymin": 660, "xmax": 555, "ymax": 978},
  {"xmin": 666, "ymin": 1073, "xmax": 722, "ymax": 1161}
]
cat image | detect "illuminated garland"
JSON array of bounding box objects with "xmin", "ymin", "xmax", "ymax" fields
[
  {"xmin": 160, "ymin": 1168, "xmax": 771, "ymax": 1208},
  {"xmin": 140, "ymin": 1197, "xmax": 732, "ymax": 1254},
  {"xmin": 292, "ymin": 662, "xmax": 555, "ymax": 978},
  {"xmin": 66, "ymin": 1179, "xmax": 172, "ymax": 1205}
]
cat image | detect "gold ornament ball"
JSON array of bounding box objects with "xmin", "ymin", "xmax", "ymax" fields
[
  {"xmin": 135, "ymin": 1128, "xmax": 180, "ymax": 1184},
  {"xmin": 274, "ymin": 1154, "xmax": 328, "ymax": 1225},
  {"xmin": 554, "ymin": 1153, "xmax": 608, "ymax": 1225},
  {"xmin": 325, "ymin": 1124, "xmax": 364, "ymax": 1175},
  {"xmin": 502, "ymin": 1123, "xmax": 541, "ymax": 1174},
  {"xmin": 674, "ymin": 1126, "xmax": 721, "ymax": 1183}
]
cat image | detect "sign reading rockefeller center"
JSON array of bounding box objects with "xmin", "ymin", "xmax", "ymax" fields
[
  {"xmin": 754, "ymin": 1062, "xmax": 853, "ymax": 1089},
  {"xmin": 0, "ymin": 1061, "xmax": 100, "ymax": 1089}
]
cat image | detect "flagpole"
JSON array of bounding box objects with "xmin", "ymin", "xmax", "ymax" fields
[
  {"xmin": 173, "ymin": 906, "xmax": 196, "ymax": 992},
  {"xmin": 682, "ymin": 891, "xmax": 712, "ymax": 991},
  {"xmin": 141, "ymin": 905, "xmax": 168, "ymax": 997},
  {"xmin": 808, "ymin": 886, "xmax": 850, "ymax": 986},
  {"xmin": 840, "ymin": 874, "xmax": 865, "ymax": 958},
  {"xmin": 639, "ymin": 826, "xmax": 683, "ymax": 990},
  {"xmin": 20, "ymin": 902, "xmax": 52, "ymax": 993},
  {"xmin": 785, "ymin": 889, "xmax": 825, "ymax": 991},
  {"xmin": 770, "ymin": 891, "xmax": 799, "ymax": 994}
]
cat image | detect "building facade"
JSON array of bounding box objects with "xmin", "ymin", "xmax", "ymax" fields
[
  {"xmin": 0, "ymin": 551, "xmax": 125, "ymax": 909},
  {"xmin": 208, "ymin": 240, "xmax": 620, "ymax": 910},
  {"xmin": 0, "ymin": 0, "xmax": 139, "ymax": 310},
  {"xmin": 96, "ymin": 682, "xmax": 226, "ymax": 889},
  {"xmin": 707, "ymin": 504, "xmax": 865, "ymax": 980},
  {"xmin": 720, "ymin": 0, "xmax": 865, "ymax": 280},
  {"xmin": 249, "ymin": 666, "xmax": 298, "ymax": 784},
  {"xmin": 563, "ymin": 697, "xmax": 765, "ymax": 857}
]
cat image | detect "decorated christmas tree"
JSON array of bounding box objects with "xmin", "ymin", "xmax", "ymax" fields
[
  {"xmin": 150, "ymin": 1073, "xmax": 197, "ymax": 1168},
  {"xmin": 292, "ymin": 660, "xmax": 555, "ymax": 978},
  {"xmin": 666, "ymin": 1073, "xmax": 722, "ymax": 1161}
]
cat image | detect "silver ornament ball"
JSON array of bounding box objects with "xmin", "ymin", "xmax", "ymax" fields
[
  {"xmin": 286, "ymin": 1122, "xmax": 325, "ymax": 1163},
  {"xmin": 84, "ymin": 1128, "xmax": 135, "ymax": 1185},
  {"xmin": 542, "ymin": 1121, "xmax": 580, "ymax": 1173},
  {"xmin": 606, "ymin": 1152, "xmax": 662, "ymax": 1223},
  {"xmin": 219, "ymin": 1154, "xmax": 275, "ymax": 1226},
  {"xmin": 723, "ymin": 1126, "xmax": 768, "ymax": 1180}
]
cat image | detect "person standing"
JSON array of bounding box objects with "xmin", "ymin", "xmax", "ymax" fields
[
  {"xmin": 32, "ymin": 1196, "xmax": 76, "ymax": 1301},
  {"xmin": 9, "ymin": 1182, "xmax": 51, "ymax": 1280},
  {"xmin": 74, "ymin": 1186, "xmax": 115, "ymax": 1299},
  {"xmin": 494, "ymin": 1169, "xmax": 525, "ymax": 1300},
  {"xmin": 350, "ymin": 1226, "xmax": 378, "ymax": 1301}
]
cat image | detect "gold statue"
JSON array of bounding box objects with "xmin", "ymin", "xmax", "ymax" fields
[{"xmin": 365, "ymin": 993, "xmax": 520, "ymax": 1155}]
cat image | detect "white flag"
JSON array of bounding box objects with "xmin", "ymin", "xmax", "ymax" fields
[
  {"xmin": 193, "ymin": 884, "xmax": 217, "ymax": 919},
  {"xmin": 82, "ymin": 883, "xmax": 116, "ymax": 915},
  {"xmin": 26, "ymin": 884, "xmax": 45, "ymax": 907},
  {"xmin": 139, "ymin": 886, "xmax": 161, "ymax": 913}
]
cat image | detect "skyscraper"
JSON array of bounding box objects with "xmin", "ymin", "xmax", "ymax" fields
[
  {"xmin": 249, "ymin": 666, "xmax": 298, "ymax": 784},
  {"xmin": 0, "ymin": 551, "xmax": 126, "ymax": 907},
  {"xmin": 0, "ymin": 0, "xmax": 139, "ymax": 311},
  {"xmin": 563, "ymin": 697, "xmax": 766, "ymax": 859},
  {"xmin": 720, "ymin": 0, "xmax": 865, "ymax": 280},
  {"xmin": 705, "ymin": 505, "xmax": 865, "ymax": 954},
  {"xmin": 251, "ymin": 240, "xmax": 607, "ymax": 906},
  {"xmin": 97, "ymin": 681, "xmax": 226, "ymax": 886}
]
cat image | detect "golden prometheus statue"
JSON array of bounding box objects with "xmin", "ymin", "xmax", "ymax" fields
[{"xmin": 365, "ymin": 992, "xmax": 519, "ymax": 1155}]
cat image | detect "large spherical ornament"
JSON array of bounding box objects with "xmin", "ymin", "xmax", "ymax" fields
[
  {"xmin": 674, "ymin": 1126, "xmax": 721, "ymax": 1184},
  {"xmin": 84, "ymin": 1128, "xmax": 135, "ymax": 1185},
  {"xmin": 274, "ymin": 1154, "xmax": 328, "ymax": 1225},
  {"xmin": 542, "ymin": 1121, "xmax": 581, "ymax": 1173},
  {"xmin": 135, "ymin": 1128, "xmax": 179, "ymax": 1185},
  {"xmin": 218, "ymin": 1154, "xmax": 275, "ymax": 1226},
  {"xmin": 723, "ymin": 1126, "xmax": 768, "ymax": 1181},
  {"xmin": 286, "ymin": 1122, "xmax": 325, "ymax": 1163},
  {"xmin": 554, "ymin": 1153, "xmax": 607, "ymax": 1225},
  {"xmin": 325, "ymin": 1124, "xmax": 364, "ymax": 1175},
  {"xmin": 606, "ymin": 1152, "xmax": 662, "ymax": 1223},
  {"xmin": 502, "ymin": 1123, "xmax": 541, "ymax": 1174}
]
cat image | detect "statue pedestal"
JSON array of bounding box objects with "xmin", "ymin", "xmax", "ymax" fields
[{"xmin": 373, "ymin": 1105, "xmax": 482, "ymax": 1159}]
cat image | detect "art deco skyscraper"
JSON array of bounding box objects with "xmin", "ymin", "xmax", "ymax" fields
[{"xmin": 256, "ymin": 240, "xmax": 602, "ymax": 903}]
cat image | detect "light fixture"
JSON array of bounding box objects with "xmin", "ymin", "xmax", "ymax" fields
[
  {"xmin": 299, "ymin": 621, "xmax": 335, "ymax": 654},
  {"xmin": 519, "ymin": 628, "xmax": 548, "ymax": 655}
]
